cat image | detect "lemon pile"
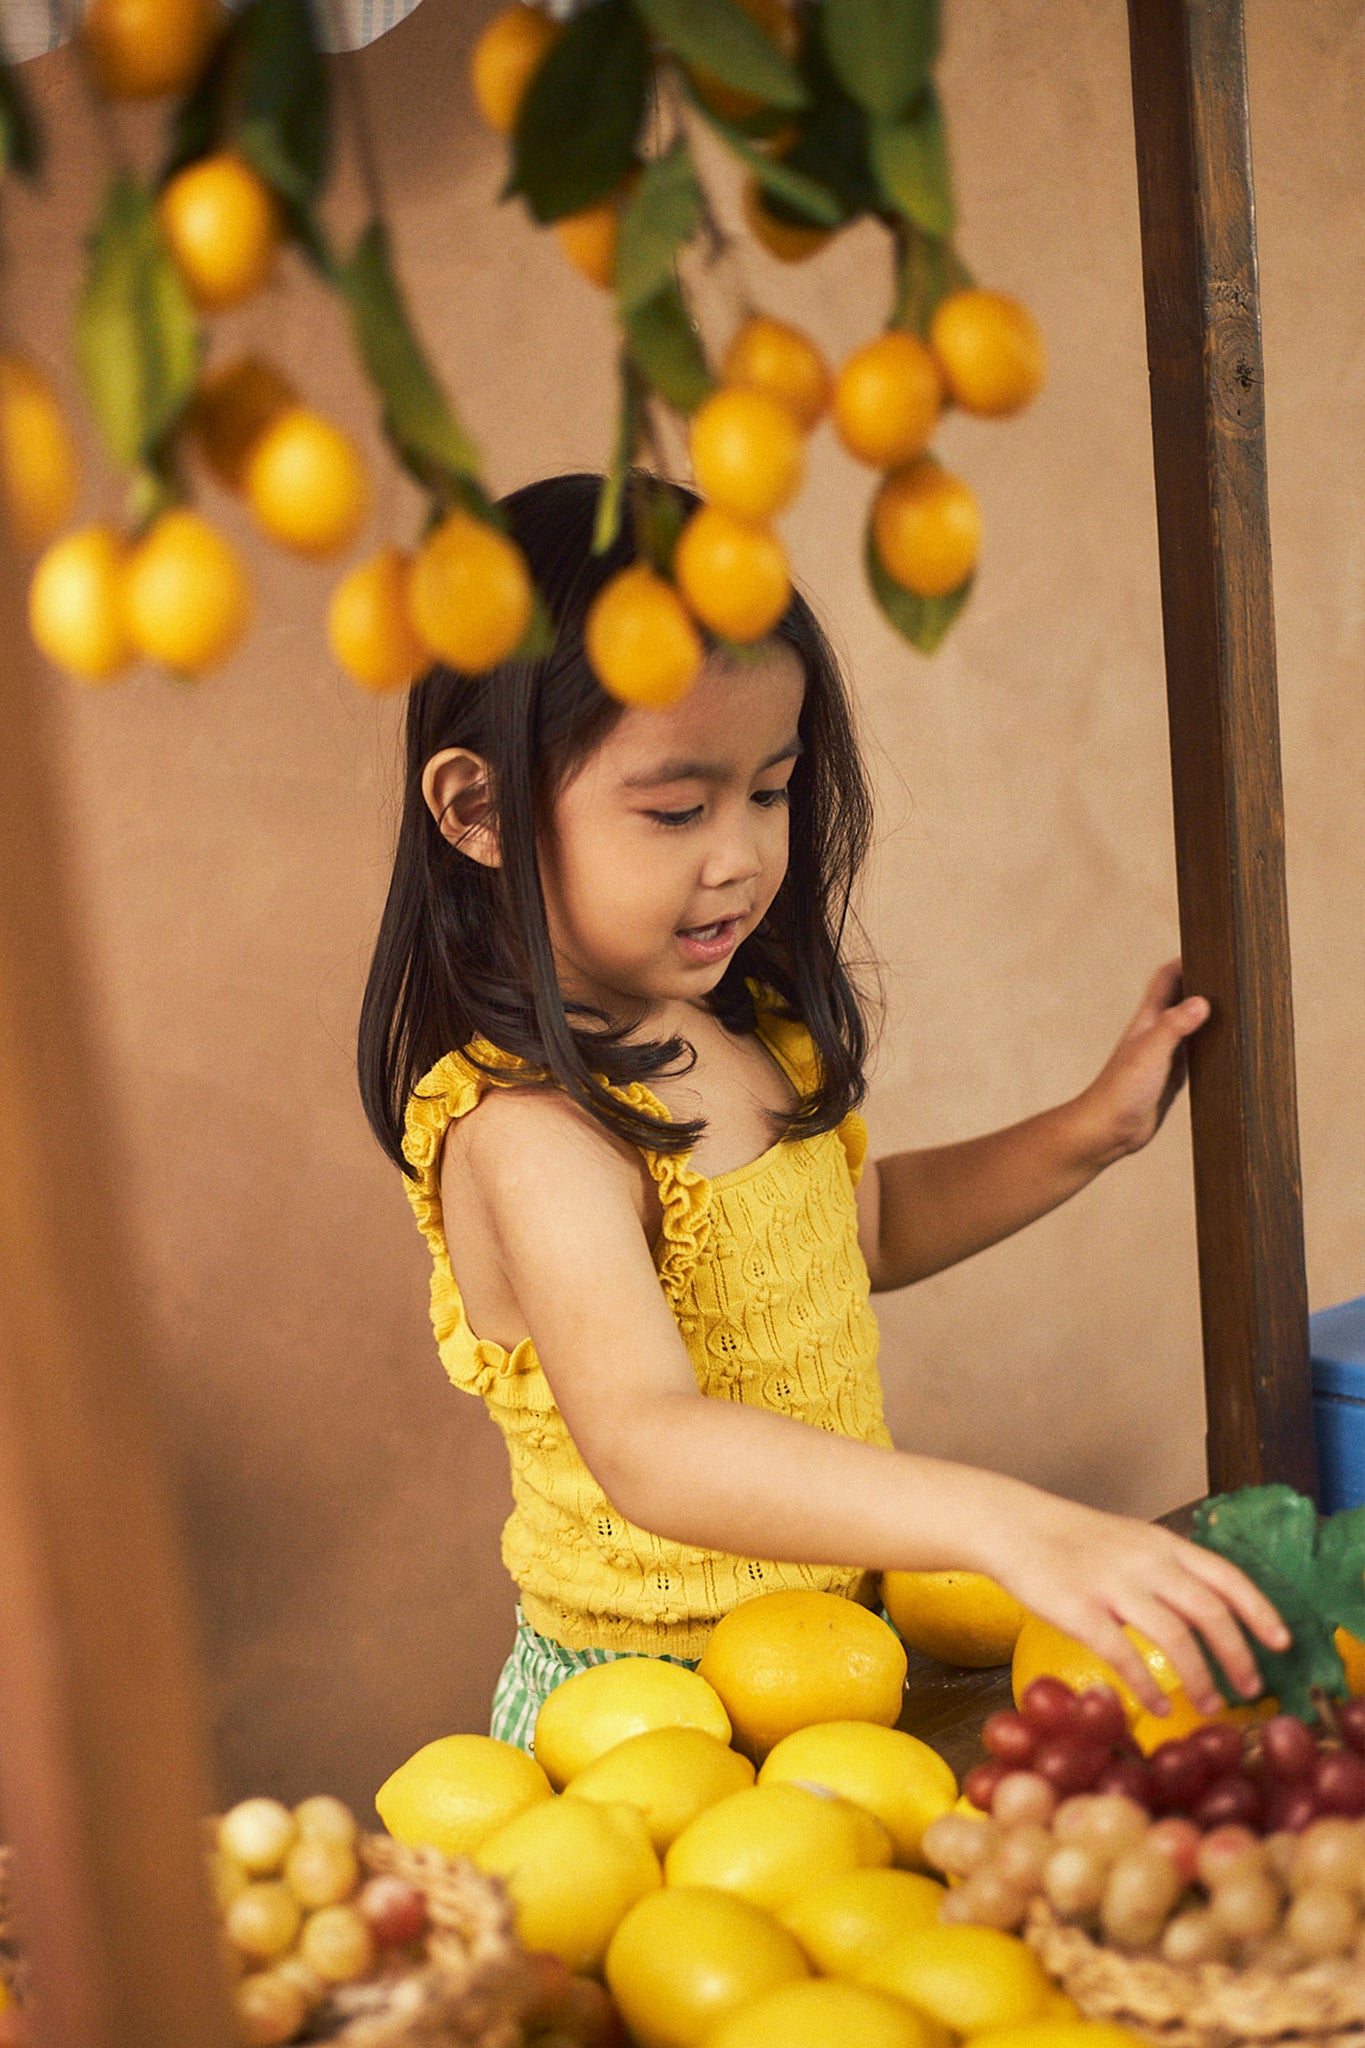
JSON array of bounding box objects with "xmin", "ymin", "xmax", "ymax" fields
[{"xmin": 372, "ymin": 1589, "xmax": 1142, "ymax": 2048}]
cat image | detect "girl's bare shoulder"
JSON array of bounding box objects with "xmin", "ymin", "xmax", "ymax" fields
[{"xmin": 441, "ymin": 1077, "xmax": 658, "ymax": 1233}]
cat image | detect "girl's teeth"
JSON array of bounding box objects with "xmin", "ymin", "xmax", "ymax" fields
[{"xmin": 687, "ymin": 921, "xmax": 724, "ymax": 940}]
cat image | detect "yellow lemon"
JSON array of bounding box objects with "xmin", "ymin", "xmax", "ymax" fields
[
  {"xmin": 883, "ymin": 1570, "xmax": 1028, "ymax": 1668},
  {"xmin": 28, "ymin": 523, "xmax": 133, "ymax": 682},
  {"xmin": 777, "ymin": 1866, "xmax": 947, "ymax": 1978},
  {"xmin": 872, "ymin": 459, "xmax": 981, "ymax": 599},
  {"xmin": 327, "ymin": 547, "xmax": 431, "ymax": 693},
  {"xmin": 469, "ymin": 5, "xmax": 560, "ymax": 135},
  {"xmin": 374, "ymin": 1731, "xmax": 551, "ymax": 1856},
  {"xmin": 928, "ymin": 289, "xmax": 1046, "ymax": 419},
  {"xmin": 833, "ymin": 330, "xmax": 943, "ymax": 468},
  {"xmin": 673, "ymin": 505, "xmax": 791, "ymax": 642},
  {"xmin": 157, "ymin": 153, "xmax": 280, "ymax": 313},
  {"xmin": 1130, "ymin": 1686, "xmax": 1274, "ymax": 1754},
  {"xmin": 606, "ymin": 1886, "xmax": 809, "ymax": 2048},
  {"xmin": 554, "ymin": 193, "xmax": 625, "ymax": 289},
  {"xmin": 584, "ymin": 562, "xmax": 704, "ymax": 708},
  {"xmin": 1337, "ymin": 1627, "xmax": 1365, "ymax": 1695},
  {"xmin": 82, "ymin": 0, "xmax": 222, "ymax": 98},
  {"xmin": 689, "ymin": 386, "xmax": 805, "ymax": 524},
  {"xmin": 707, "ymin": 1977, "xmax": 949, "ymax": 2048},
  {"xmin": 121, "ymin": 508, "xmax": 250, "ymax": 674},
  {"xmin": 722, "ymin": 315, "xmax": 831, "ymax": 432},
  {"xmin": 697, "ymin": 1589, "xmax": 907, "ymax": 1762},
  {"xmin": 0, "ymin": 354, "xmax": 78, "ymax": 550},
  {"xmin": 243, "ymin": 406, "xmax": 369, "ymax": 558},
  {"xmin": 742, "ymin": 182, "xmax": 834, "ymax": 264},
  {"xmin": 534, "ymin": 1657, "xmax": 731, "ymax": 1789},
  {"xmin": 407, "ymin": 507, "xmax": 534, "ymax": 674},
  {"xmin": 473, "ymin": 1796, "xmax": 660, "ymax": 1973},
  {"xmin": 861, "ymin": 1925, "xmax": 1052, "ymax": 2034},
  {"xmin": 1011, "ymin": 1614, "xmax": 1179, "ymax": 1725},
  {"xmin": 563, "ymin": 1725, "xmax": 754, "ymax": 1853},
  {"xmin": 188, "ymin": 356, "xmax": 297, "ymax": 495},
  {"xmin": 665, "ymin": 1781, "xmax": 890, "ymax": 1914},
  {"xmin": 966, "ymin": 2025, "xmax": 1147, "ymax": 2048},
  {"xmin": 759, "ymin": 1720, "xmax": 957, "ymax": 1869}
]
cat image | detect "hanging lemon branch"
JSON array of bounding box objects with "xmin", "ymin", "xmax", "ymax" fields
[{"xmin": 0, "ymin": 0, "xmax": 1045, "ymax": 706}]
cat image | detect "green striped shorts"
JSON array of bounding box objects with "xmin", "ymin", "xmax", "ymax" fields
[{"xmin": 489, "ymin": 1606, "xmax": 699, "ymax": 1753}]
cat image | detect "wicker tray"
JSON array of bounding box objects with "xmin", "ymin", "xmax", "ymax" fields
[
  {"xmin": 0, "ymin": 1836, "xmax": 540, "ymax": 2048},
  {"xmin": 1025, "ymin": 1897, "xmax": 1365, "ymax": 2048}
]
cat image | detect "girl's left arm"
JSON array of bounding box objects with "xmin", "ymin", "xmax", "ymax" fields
[{"xmin": 860, "ymin": 960, "xmax": 1210, "ymax": 1291}]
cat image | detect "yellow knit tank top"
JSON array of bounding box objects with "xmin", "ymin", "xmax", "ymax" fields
[{"xmin": 402, "ymin": 1003, "xmax": 892, "ymax": 1659}]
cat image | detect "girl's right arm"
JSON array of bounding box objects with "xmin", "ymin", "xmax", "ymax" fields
[{"xmin": 462, "ymin": 1088, "xmax": 1289, "ymax": 1716}]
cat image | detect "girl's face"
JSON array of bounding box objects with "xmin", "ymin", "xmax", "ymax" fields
[{"xmin": 541, "ymin": 640, "xmax": 805, "ymax": 1022}]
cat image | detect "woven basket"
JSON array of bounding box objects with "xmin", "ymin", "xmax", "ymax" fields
[
  {"xmin": 0, "ymin": 1837, "xmax": 539, "ymax": 2048},
  {"xmin": 1025, "ymin": 1898, "xmax": 1365, "ymax": 2048}
]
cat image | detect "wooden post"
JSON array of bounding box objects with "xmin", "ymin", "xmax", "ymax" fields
[
  {"xmin": 0, "ymin": 530, "xmax": 236, "ymax": 2044},
  {"xmin": 1126, "ymin": 0, "xmax": 1315, "ymax": 1494}
]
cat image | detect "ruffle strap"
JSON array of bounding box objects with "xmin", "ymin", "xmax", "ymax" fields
[{"xmin": 601, "ymin": 1077, "xmax": 712, "ymax": 1307}]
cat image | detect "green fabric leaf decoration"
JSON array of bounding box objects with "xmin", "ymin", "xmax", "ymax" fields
[
  {"xmin": 821, "ymin": 0, "xmax": 939, "ymax": 121},
  {"xmin": 338, "ymin": 221, "xmax": 483, "ymax": 495},
  {"xmin": 510, "ymin": 0, "xmax": 648, "ymax": 223},
  {"xmin": 622, "ymin": 278, "xmax": 714, "ymax": 414},
  {"xmin": 594, "ymin": 355, "xmax": 647, "ymax": 556},
  {"xmin": 683, "ymin": 87, "xmax": 845, "ymax": 225},
  {"xmin": 893, "ymin": 220, "xmax": 972, "ymax": 336},
  {"xmin": 236, "ymin": 0, "xmax": 330, "ymax": 216},
  {"xmin": 869, "ymin": 87, "xmax": 953, "ymax": 237},
  {"xmin": 0, "ymin": 47, "xmax": 42, "ymax": 179},
  {"xmin": 75, "ymin": 174, "xmax": 202, "ymax": 471},
  {"xmin": 1192, "ymin": 1486, "xmax": 1365, "ymax": 1720},
  {"xmin": 633, "ymin": 0, "xmax": 808, "ymax": 112},
  {"xmin": 864, "ymin": 517, "xmax": 972, "ymax": 654},
  {"xmin": 614, "ymin": 141, "xmax": 703, "ymax": 318}
]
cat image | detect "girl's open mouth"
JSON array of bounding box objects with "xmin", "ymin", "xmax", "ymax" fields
[{"xmin": 676, "ymin": 917, "xmax": 741, "ymax": 964}]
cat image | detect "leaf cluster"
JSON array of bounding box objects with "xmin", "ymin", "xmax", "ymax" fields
[{"xmin": 1192, "ymin": 1485, "xmax": 1365, "ymax": 1721}]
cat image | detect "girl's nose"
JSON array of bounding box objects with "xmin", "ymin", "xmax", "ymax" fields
[{"xmin": 701, "ymin": 817, "xmax": 764, "ymax": 890}]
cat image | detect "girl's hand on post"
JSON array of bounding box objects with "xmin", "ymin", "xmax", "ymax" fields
[
  {"xmin": 1074, "ymin": 959, "xmax": 1210, "ymax": 1169},
  {"xmin": 996, "ymin": 1493, "xmax": 1290, "ymax": 1717}
]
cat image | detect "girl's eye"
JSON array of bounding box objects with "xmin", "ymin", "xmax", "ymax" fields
[
  {"xmin": 753, "ymin": 785, "xmax": 790, "ymax": 809},
  {"xmin": 648, "ymin": 806, "xmax": 703, "ymax": 829}
]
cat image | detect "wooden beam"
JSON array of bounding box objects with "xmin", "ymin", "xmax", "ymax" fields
[
  {"xmin": 1126, "ymin": 0, "xmax": 1315, "ymax": 1493},
  {"xmin": 0, "ymin": 539, "xmax": 236, "ymax": 2043}
]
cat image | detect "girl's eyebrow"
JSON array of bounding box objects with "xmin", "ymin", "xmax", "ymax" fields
[{"xmin": 621, "ymin": 737, "xmax": 804, "ymax": 790}]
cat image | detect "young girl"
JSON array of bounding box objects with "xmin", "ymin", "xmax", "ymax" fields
[{"xmin": 359, "ymin": 472, "xmax": 1288, "ymax": 1747}]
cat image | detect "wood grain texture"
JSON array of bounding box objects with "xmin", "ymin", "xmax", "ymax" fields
[
  {"xmin": 1125, "ymin": 0, "xmax": 1314, "ymax": 1493},
  {"xmin": 0, "ymin": 536, "xmax": 235, "ymax": 2043}
]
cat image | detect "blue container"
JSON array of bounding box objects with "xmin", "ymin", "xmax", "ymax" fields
[{"xmin": 1311, "ymin": 1296, "xmax": 1365, "ymax": 1512}]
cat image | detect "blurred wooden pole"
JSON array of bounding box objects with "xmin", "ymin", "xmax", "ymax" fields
[
  {"xmin": 0, "ymin": 534, "xmax": 236, "ymax": 2042},
  {"xmin": 1126, "ymin": 0, "xmax": 1315, "ymax": 1494}
]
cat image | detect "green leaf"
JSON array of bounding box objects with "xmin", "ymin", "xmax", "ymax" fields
[
  {"xmin": 614, "ymin": 140, "xmax": 703, "ymax": 317},
  {"xmin": 235, "ymin": 0, "xmax": 329, "ymax": 210},
  {"xmin": 75, "ymin": 174, "xmax": 202, "ymax": 471},
  {"xmin": 864, "ymin": 517, "xmax": 972, "ymax": 654},
  {"xmin": 869, "ymin": 87, "xmax": 953, "ymax": 236},
  {"xmin": 1192, "ymin": 1485, "xmax": 1365, "ymax": 1720},
  {"xmin": 683, "ymin": 86, "xmax": 845, "ymax": 225},
  {"xmin": 515, "ymin": 584, "xmax": 557, "ymax": 661},
  {"xmin": 0, "ymin": 49, "xmax": 42, "ymax": 179},
  {"xmin": 622, "ymin": 278, "xmax": 714, "ymax": 413},
  {"xmin": 632, "ymin": 0, "xmax": 808, "ymax": 111},
  {"xmin": 160, "ymin": 27, "xmax": 236, "ymax": 184},
  {"xmin": 821, "ymin": 0, "xmax": 938, "ymax": 120},
  {"xmin": 892, "ymin": 219, "xmax": 972, "ymax": 334},
  {"xmin": 338, "ymin": 221, "xmax": 483, "ymax": 495},
  {"xmin": 510, "ymin": 0, "xmax": 649, "ymax": 223},
  {"xmin": 777, "ymin": 20, "xmax": 882, "ymax": 220},
  {"xmin": 594, "ymin": 355, "xmax": 647, "ymax": 555},
  {"xmin": 630, "ymin": 471, "xmax": 688, "ymax": 575}
]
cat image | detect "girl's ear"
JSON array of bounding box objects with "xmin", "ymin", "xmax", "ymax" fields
[{"xmin": 421, "ymin": 748, "xmax": 500, "ymax": 867}]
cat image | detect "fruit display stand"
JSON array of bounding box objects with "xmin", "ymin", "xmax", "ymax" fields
[{"xmin": 0, "ymin": 5, "xmax": 1326, "ymax": 2048}]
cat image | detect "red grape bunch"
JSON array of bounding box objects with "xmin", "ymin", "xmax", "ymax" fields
[{"xmin": 919, "ymin": 1677, "xmax": 1365, "ymax": 1972}]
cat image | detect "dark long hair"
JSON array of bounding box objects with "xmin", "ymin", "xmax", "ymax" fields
[{"xmin": 358, "ymin": 473, "xmax": 876, "ymax": 1173}]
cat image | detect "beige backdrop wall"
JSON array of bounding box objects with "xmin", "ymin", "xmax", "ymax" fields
[{"xmin": 5, "ymin": 0, "xmax": 1361, "ymax": 1814}]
